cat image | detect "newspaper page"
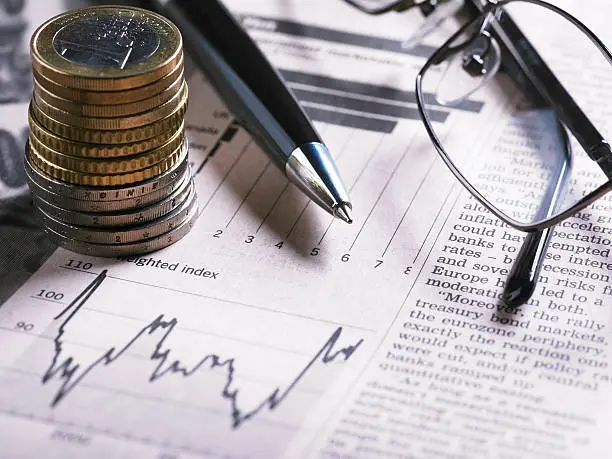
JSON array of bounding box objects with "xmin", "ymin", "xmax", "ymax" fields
[{"xmin": 0, "ymin": 0, "xmax": 611, "ymax": 458}]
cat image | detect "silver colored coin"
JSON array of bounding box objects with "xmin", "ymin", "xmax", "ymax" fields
[
  {"xmin": 41, "ymin": 195, "xmax": 199, "ymax": 257},
  {"xmin": 26, "ymin": 160, "xmax": 191, "ymax": 213},
  {"xmin": 53, "ymin": 16, "xmax": 161, "ymax": 69},
  {"xmin": 24, "ymin": 139, "xmax": 188, "ymax": 202},
  {"xmin": 34, "ymin": 183, "xmax": 196, "ymax": 245},
  {"xmin": 33, "ymin": 174, "xmax": 193, "ymax": 227}
]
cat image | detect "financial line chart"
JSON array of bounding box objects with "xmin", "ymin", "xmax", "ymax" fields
[
  {"xmin": 43, "ymin": 271, "xmax": 363, "ymax": 425},
  {"xmin": 0, "ymin": 257, "xmax": 371, "ymax": 457}
]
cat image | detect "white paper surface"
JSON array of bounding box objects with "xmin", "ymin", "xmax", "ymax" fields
[{"xmin": 1, "ymin": 1, "xmax": 612, "ymax": 458}]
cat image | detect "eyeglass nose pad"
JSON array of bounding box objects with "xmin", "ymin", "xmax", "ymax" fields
[{"xmin": 432, "ymin": 31, "xmax": 501, "ymax": 107}]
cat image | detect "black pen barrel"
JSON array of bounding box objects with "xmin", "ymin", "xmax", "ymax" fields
[
  {"xmin": 152, "ymin": 0, "xmax": 319, "ymax": 169},
  {"xmin": 149, "ymin": 0, "xmax": 352, "ymax": 221}
]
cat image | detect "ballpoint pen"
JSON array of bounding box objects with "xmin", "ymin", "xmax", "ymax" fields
[{"xmin": 148, "ymin": 0, "xmax": 353, "ymax": 223}]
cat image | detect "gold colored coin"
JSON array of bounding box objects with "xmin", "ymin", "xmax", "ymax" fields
[
  {"xmin": 28, "ymin": 110, "xmax": 183, "ymax": 158},
  {"xmin": 30, "ymin": 100, "xmax": 186, "ymax": 144},
  {"xmin": 32, "ymin": 58, "xmax": 184, "ymax": 105},
  {"xmin": 33, "ymin": 81, "xmax": 188, "ymax": 130},
  {"xmin": 34, "ymin": 73, "xmax": 184, "ymax": 118},
  {"xmin": 28, "ymin": 140, "xmax": 187, "ymax": 187},
  {"xmin": 29, "ymin": 128, "xmax": 184, "ymax": 174},
  {"xmin": 30, "ymin": 6, "xmax": 183, "ymax": 91}
]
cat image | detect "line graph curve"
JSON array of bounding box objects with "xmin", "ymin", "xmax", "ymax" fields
[{"xmin": 42, "ymin": 270, "xmax": 364, "ymax": 428}]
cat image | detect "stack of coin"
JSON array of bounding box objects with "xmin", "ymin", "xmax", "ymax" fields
[{"xmin": 25, "ymin": 6, "xmax": 198, "ymax": 257}]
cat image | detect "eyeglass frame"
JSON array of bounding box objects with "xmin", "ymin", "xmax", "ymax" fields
[
  {"xmin": 414, "ymin": 0, "xmax": 612, "ymax": 232},
  {"xmin": 340, "ymin": 0, "xmax": 612, "ymax": 306},
  {"xmin": 341, "ymin": 0, "xmax": 612, "ymax": 232}
]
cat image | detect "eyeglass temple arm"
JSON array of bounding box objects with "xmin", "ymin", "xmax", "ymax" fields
[
  {"xmin": 503, "ymin": 122, "xmax": 572, "ymax": 306},
  {"xmin": 503, "ymin": 226, "xmax": 553, "ymax": 305},
  {"xmin": 459, "ymin": 1, "xmax": 580, "ymax": 305},
  {"xmin": 341, "ymin": 0, "xmax": 451, "ymax": 15},
  {"xmin": 467, "ymin": 0, "xmax": 612, "ymax": 179},
  {"xmin": 341, "ymin": 0, "xmax": 417, "ymax": 14}
]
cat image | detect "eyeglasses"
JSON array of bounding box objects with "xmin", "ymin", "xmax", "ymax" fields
[{"xmin": 341, "ymin": 0, "xmax": 612, "ymax": 306}]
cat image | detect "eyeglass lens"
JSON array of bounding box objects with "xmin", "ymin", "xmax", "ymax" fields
[{"xmin": 419, "ymin": 1, "xmax": 611, "ymax": 227}]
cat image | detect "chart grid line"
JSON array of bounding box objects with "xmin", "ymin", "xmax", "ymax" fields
[
  {"xmin": 381, "ymin": 156, "xmax": 437, "ymax": 258},
  {"xmin": 28, "ymin": 296, "xmax": 65, "ymax": 305},
  {"xmin": 81, "ymin": 307, "xmax": 314, "ymax": 357},
  {"xmin": 256, "ymin": 182, "xmax": 289, "ymax": 233},
  {"xmin": 198, "ymin": 140, "xmax": 253, "ymax": 217},
  {"xmin": 349, "ymin": 129, "xmax": 420, "ymax": 251},
  {"xmin": 57, "ymin": 266, "xmax": 377, "ymax": 332},
  {"xmin": 225, "ymin": 160, "xmax": 272, "ymax": 228}
]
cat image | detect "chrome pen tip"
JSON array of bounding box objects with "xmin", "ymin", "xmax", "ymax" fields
[
  {"xmin": 335, "ymin": 203, "xmax": 353, "ymax": 224},
  {"xmin": 286, "ymin": 143, "xmax": 353, "ymax": 222}
]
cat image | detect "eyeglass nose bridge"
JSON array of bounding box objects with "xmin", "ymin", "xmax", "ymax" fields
[
  {"xmin": 431, "ymin": 26, "xmax": 501, "ymax": 106},
  {"xmin": 461, "ymin": 31, "xmax": 500, "ymax": 76}
]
